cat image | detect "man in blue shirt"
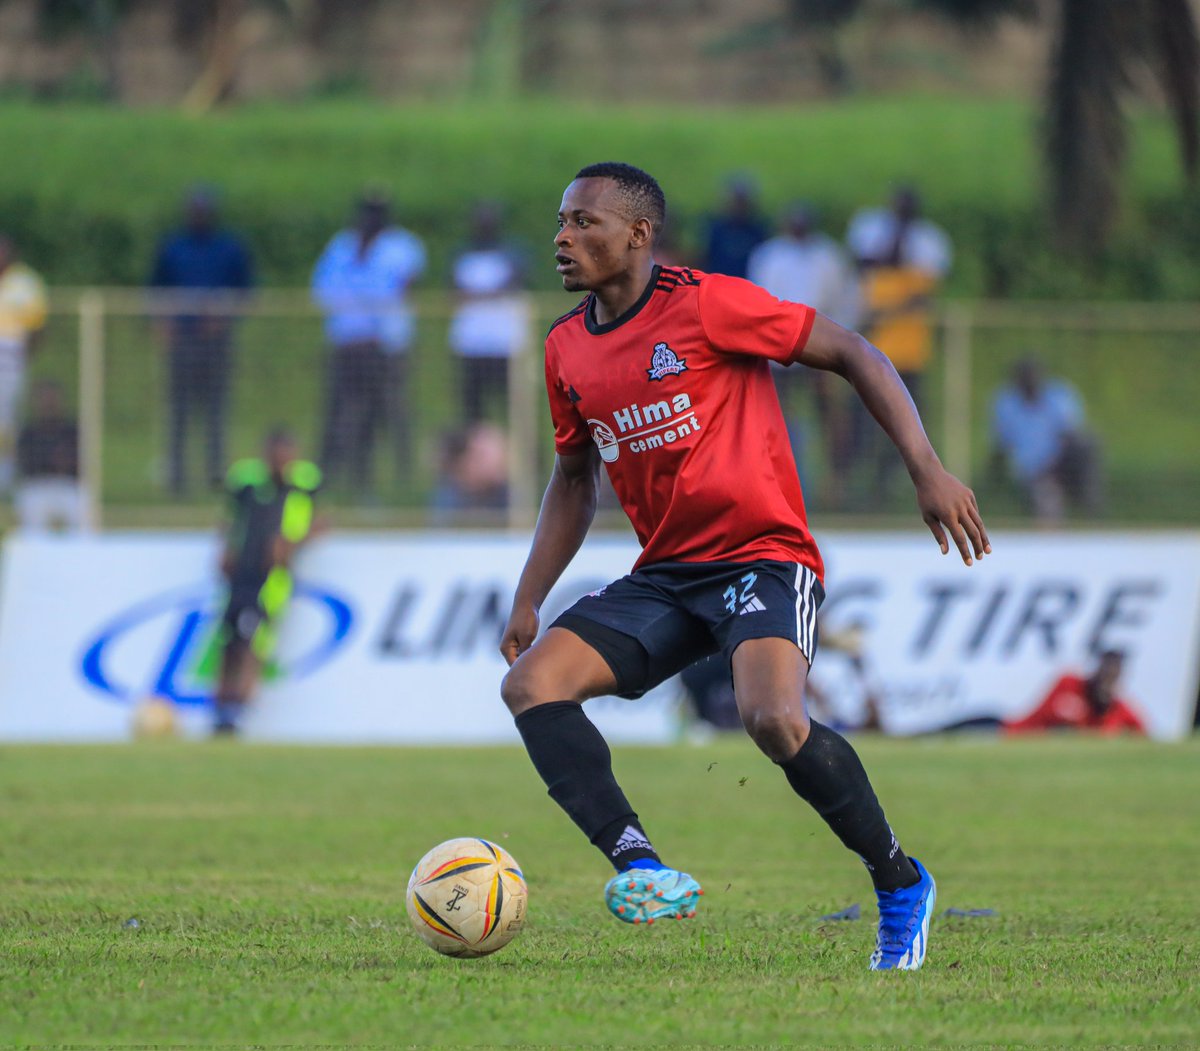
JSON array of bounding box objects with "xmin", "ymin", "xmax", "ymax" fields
[
  {"xmin": 700, "ymin": 175, "xmax": 769, "ymax": 279},
  {"xmin": 991, "ymin": 356, "xmax": 1102, "ymax": 522},
  {"xmin": 149, "ymin": 187, "xmax": 254, "ymax": 496}
]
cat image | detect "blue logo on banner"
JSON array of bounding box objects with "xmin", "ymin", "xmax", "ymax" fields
[{"xmin": 79, "ymin": 581, "xmax": 354, "ymax": 706}]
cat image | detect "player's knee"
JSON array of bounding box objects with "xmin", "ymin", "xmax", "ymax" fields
[
  {"xmin": 740, "ymin": 700, "xmax": 811, "ymax": 762},
  {"xmin": 500, "ymin": 660, "xmax": 568, "ymax": 716}
]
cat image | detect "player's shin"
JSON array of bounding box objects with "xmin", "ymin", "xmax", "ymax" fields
[
  {"xmin": 776, "ymin": 719, "xmax": 919, "ymax": 892},
  {"xmin": 513, "ymin": 701, "xmax": 661, "ymax": 871}
]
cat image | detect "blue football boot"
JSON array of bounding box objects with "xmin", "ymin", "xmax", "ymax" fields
[{"xmin": 870, "ymin": 857, "xmax": 936, "ymax": 970}]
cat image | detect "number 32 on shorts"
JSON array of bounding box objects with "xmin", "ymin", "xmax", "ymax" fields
[{"xmin": 723, "ymin": 571, "xmax": 758, "ymax": 615}]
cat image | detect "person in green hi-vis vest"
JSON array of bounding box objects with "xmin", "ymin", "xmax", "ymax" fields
[{"xmin": 210, "ymin": 427, "xmax": 321, "ymax": 735}]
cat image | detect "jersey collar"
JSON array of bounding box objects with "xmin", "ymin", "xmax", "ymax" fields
[{"xmin": 584, "ymin": 265, "xmax": 661, "ymax": 336}]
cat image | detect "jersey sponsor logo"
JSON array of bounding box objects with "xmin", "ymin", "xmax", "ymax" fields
[
  {"xmin": 588, "ymin": 419, "xmax": 620, "ymax": 463},
  {"xmin": 589, "ymin": 393, "xmax": 701, "ymax": 462},
  {"xmin": 646, "ymin": 341, "xmax": 687, "ymax": 381}
]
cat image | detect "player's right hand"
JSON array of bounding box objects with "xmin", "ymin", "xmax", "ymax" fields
[{"xmin": 499, "ymin": 604, "xmax": 540, "ymax": 666}]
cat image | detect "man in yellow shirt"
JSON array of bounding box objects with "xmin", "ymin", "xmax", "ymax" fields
[
  {"xmin": 0, "ymin": 236, "xmax": 48, "ymax": 494},
  {"xmin": 846, "ymin": 188, "xmax": 952, "ymax": 504}
]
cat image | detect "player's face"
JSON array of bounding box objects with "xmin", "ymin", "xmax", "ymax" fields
[
  {"xmin": 555, "ymin": 178, "xmax": 636, "ymax": 292},
  {"xmin": 266, "ymin": 438, "xmax": 297, "ymax": 476}
]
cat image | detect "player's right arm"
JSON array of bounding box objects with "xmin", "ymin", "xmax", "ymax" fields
[{"xmin": 500, "ymin": 445, "xmax": 600, "ymax": 666}]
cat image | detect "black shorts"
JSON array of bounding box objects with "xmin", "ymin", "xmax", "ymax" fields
[
  {"xmin": 551, "ymin": 559, "xmax": 824, "ymax": 699},
  {"xmin": 222, "ymin": 583, "xmax": 267, "ymax": 646}
]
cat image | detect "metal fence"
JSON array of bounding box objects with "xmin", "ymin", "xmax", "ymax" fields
[{"xmin": 23, "ymin": 289, "xmax": 1200, "ymax": 530}]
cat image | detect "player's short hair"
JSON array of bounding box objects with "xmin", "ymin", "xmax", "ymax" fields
[{"xmin": 575, "ymin": 162, "xmax": 666, "ymax": 241}]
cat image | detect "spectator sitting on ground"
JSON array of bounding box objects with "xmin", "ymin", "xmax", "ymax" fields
[
  {"xmin": 15, "ymin": 379, "xmax": 90, "ymax": 532},
  {"xmin": 448, "ymin": 202, "xmax": 530, "ymax": 425},
  {"xmin": 428, "ymin": 422, "xmax": 510, "ymax": 524},
  {"xmin": 1004, "ymin": 650, "xmax": 1146, "ymax": 735},
  {"xmin": 700, "ymin": 175, "xmax": 769, "ymax": 279},
  {"xmin": 990, "ymin": 356, "xmax": 1103, "ymax": 523}
]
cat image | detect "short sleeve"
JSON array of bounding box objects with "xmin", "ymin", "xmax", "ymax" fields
[
  {"xmin": 697, "ymin": 273, "xmax": 815, "ymax": 365},
  {"xmin": 544, "ymin": 342, "xmax": 590, "ymax": 456},
  {"xmin": 1055, "ymin": 383, "xmax": 1085, "ymax": 429}
]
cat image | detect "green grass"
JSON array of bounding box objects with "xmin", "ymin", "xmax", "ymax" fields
[{"xmin": 2, "ymin": 737, "xmax": 1197, "ymax": 1045}]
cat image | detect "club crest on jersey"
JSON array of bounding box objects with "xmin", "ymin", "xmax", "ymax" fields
[{"xmin": 646, "ymin": 341, "xmax": 687, "ymax": 381}]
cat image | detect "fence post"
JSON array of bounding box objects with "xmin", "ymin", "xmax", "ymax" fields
[
  {"xmin": 941, "ymin": 303, "xmax": 973, "ymax": 484},
  {"xmin": 78, "ymin": 290, "xmax": 105, "ymax": 530},
  {"xmin": 507, "ymin": 318, "xmax": 538, "ymax": 529}
]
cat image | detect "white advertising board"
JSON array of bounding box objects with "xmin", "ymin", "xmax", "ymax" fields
[{"xmin": 0, "ymin": 531, "xmax": 1196, "ymax": 742}]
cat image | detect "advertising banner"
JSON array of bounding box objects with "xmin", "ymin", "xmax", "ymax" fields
[{"xmin": 0, "ymin": 531, "xmax": 1196, "ymax": 742}]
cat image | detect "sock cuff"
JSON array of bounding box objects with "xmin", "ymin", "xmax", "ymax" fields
[
  {"xmin": 775, "ymin": 718, "xmax": 831, "ymax": 766},
  {"xmin": 513, "ymin": 700, "xmax": 582, "ymax": 729}
]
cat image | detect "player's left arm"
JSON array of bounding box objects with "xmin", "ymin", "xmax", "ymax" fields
[{"xmin": 799, "ymin": 312, "xmax": 991, "ymax": 566}]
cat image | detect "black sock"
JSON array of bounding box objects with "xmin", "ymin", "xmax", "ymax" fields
[
  {"xmin": 777, "ymin": 720, "xmax": 919, "ymax": 893},
  {"xmin": 514, "ymin": 701, "xmax": 661, "ymax": 871}
]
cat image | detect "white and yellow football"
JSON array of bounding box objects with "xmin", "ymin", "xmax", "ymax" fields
[
  {"xmin": 130, "ymin": 695, "xmax": 179, "ymax": 740},
  {"xmin": 405, "ymin": 838, "xmax": 528, "ymax": 958}
]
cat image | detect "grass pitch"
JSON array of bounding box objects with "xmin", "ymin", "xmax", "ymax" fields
[{"xmin": 1, "ymin": 736, "xmax": 1197, "ymax": 1047}]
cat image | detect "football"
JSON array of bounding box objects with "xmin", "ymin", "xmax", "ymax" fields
[
  {"xmin": 405, "ymin": 837, "xmax": 528, "ymax": 958},
  {"xmin": 130, "ymin": 696, "xmax": 179, "ymax": 740}
]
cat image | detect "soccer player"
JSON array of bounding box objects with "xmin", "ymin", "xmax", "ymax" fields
[
  {"xmin": 209, "ymin": 427, "xmax": 321, "ymax": 736},
  {"xmin": 499, "ymin": 163, "xmax": 991, "ymax": 971}
]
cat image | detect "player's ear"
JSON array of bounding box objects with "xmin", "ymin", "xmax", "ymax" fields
[{"xmin": 629, "ymin": 217, "xmax": 654, "ymax": 250}]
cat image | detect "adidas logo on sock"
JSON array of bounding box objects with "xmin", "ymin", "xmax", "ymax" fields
[
  {"xmin": 611, "ymin": 825, "xmax": 652, "ymax": 857},
  {"xmin": 739, "ymin": 596, "xmax": 766, "ymax": 615}
]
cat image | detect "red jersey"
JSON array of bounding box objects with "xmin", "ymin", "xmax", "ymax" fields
[
  {"xmin": 1003, "ymin": 674, "xmax": 1147, "ymax": 735},
  {"xmin": 544, "ymin": 265, "xmax": 823, "ymax": 578}
]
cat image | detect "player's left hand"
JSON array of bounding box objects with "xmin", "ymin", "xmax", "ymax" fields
[{"xmin": 914, "ymin": 467, "xmax": 991, "ymax": 566}]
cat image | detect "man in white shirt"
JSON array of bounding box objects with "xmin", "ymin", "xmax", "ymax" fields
[
  {"xmin": 0, "ymin": 235, "xmax": 48, "ymax": 495},
  {"xmin": 748, "ymin": 204, "xmax": 860, "ymax": 327},
  {"xmin": 747, "ymin": 205, "xmax": 861, "ymax": 508},
  {"xmin": 312, "ymin": 190, "xmax": 426, "ymax": 495},
  {"xmin": 448, "ymin": 202, "xmax": 531, "ymax": 424}
]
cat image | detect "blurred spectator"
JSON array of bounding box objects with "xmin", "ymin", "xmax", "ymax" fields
[
  {"xmin": 679, "ymin": 653, "xmax": 741, "ymax": 735},
  {"xmin": 209, "ymin": 427, "xmax": 321, "ymax": 736},
  {"xmin": 680, "ymin": 620, "xmax": 881, "ymax": 737},
  {"xmin": 846, "ymin": 186, "xmax": 952, "ymax": 503},
  {"xmin": 0, "ymin": 234, "xmax": 48, "ymax": 495},
  {"xmin": 991, "ymin": 357, "xmax": 1103, "ymax": 523},
  {"xmin": 149, "ymin": 187, "xmax": 255, "ymax": 496},
  {"xmin": 1004, "ymin": 650, "xmax": 1146, "ymax": 735},
  {"xmin": 748, "ymin": 203, "xmax": 861, "ymax": 326},
  {"xmin": 312, "ymin": 189, "xmax": 426, "ymax": 496},
  {"xmin": 428, "ymin": 422, "xmax": 510, "ymax": 523},
  {"xmin": 448, "ymin": 202, "xmax": 531, "ymax": 424},
  {"xmin": 700, "ymin": 175, "xmax": 769, "ymax": 278},
  {"xmin": 15, "ymin": 379, "xmax": 89, "ymax": 532},
  {"xmin": 747, "ymin": 203, "xmax": 861, "ymax": 507}
]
